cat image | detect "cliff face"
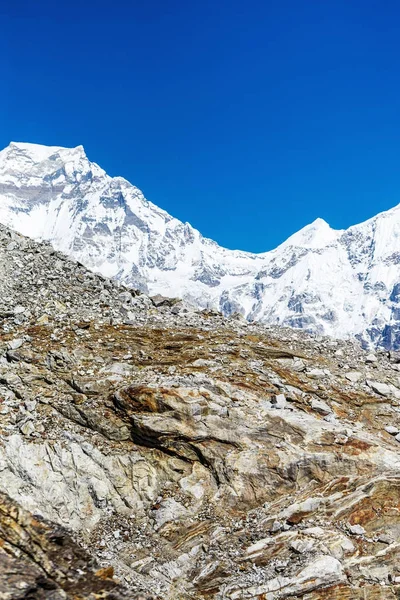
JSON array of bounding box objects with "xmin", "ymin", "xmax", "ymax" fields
[{"xmin": 0, "ymin": 224, "xmax": 400, "ymax": 598}]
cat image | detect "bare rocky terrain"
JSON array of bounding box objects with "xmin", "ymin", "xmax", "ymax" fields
[{"xmin": 1, "ymin": 224, "xmax": 400, "ymax": 599}]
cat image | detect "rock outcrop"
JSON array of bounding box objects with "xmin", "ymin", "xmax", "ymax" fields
[
  {"xmin": 0, "ymin": 491, "xmax": 134, "ymax": 599},
  {"xmin": 0, "ymin": 224, "xmax": 400, "ymax": 598}
]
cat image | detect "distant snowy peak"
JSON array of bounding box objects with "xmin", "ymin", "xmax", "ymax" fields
[
  {"xmin": 280, "ymin": 218, "xmax": 342, "ymax": 250},
  {"xmin": 1, "ymin": 140, "xmax": 400, "ymax": 349}
]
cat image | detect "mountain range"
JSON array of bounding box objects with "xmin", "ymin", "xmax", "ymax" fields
[
  {"xmin": 1, "ymin": 147, "xmax": 400, "ymax": 599},
  {"xmin": 1, "ymin": 140, "xmax": 400, "ymax": 348}
]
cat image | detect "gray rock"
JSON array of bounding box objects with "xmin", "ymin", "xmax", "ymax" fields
[
  {"xmin": 292, "ymin": 358, "xmax": 306, "ymax": 372},
  {"xmin": 153, "ymin": 498, "xmax": 188, "ymax": 530},
  {"xmin": 290, "ymin": 538, "xmax": 315, "ymax": 554},
  {"xmin": 377, "ymin": 533, "xmax": 393, "ymax": 544},
  {"xmin": 311, "ymin": 397, "xmax": 332, "ymax": 416},
  {"xmin": 345, "ymin": 371, "xmax": 362, "ymax": 383},
  {"xmin": 365, "ymin": 353, "xmax": 378, "ymax": 363},
  {"xmin": 13, "ymin": 305, "xmax": 26, "ymax": 315},
  {"xmin": 367, "ymin": 380, "xmax": 391, "ymax": 396},
  {"xmin": 385, "ymin": 425, "xmax": 399, "ymax": 436},
  {"xmin": 19, "ymin": 421, "xmax": 35, "ymax": 436},
  {"xmin": 24, "ymin": 400, "xmax": 37, "ymax": 412},
  {"xmin": 8, "ymin": 338, "xmax": 24, "ymax": 350},
  {"xmin": 271, "ymin": 393, "xmax": 287, "ymax": 409},
  {"xmin": 270, "ymin": 520, "xmax": 282, "ymax": 533},
  {"xmin": 0, "ymin": 219, "xmax": 399, "ymax": 599},
  {"xmin": 389, "ymin": 351, "xmax": 400, "ymax": 363},
  {"xmin": 307, "ymin": 368, "xmax": 326, "ymax": 379},
  {"xmin": 118, "ymin": 291, "xmax": 132, "ymax": 304},
  {"xmin": 150, "ymin": 294, "xmax": 181, "ymax": 308},
  {"xmin": 348, "ymin": 524, "xmax": 366, "ymax": 536}
]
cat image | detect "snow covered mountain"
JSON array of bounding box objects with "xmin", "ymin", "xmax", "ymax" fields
[{"xmin": 1, "ymin": 140, "xmax": 400, "ymax": 348}]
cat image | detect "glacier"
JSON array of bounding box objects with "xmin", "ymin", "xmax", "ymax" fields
[{"xmin": 1, "ymin": 141, "xmax": 400, "ymax": 348}]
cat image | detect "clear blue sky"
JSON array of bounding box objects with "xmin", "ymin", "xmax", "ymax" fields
[{"xmin": 2, "ymin": 0, "xmax": 400, "ymax": 252}]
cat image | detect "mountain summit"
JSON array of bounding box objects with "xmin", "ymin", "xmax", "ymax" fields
[{"xmin": 1, "ymin": 141, "xmax": 400, "ymax": 348}]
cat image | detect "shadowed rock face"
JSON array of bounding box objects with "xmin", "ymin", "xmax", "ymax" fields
[
  {"xmin": 0, "ymin": 491, "xmax": 135, "ymax": 599},
  {"xmin": 0, "ymin": 225, "xmax": 400, "ymax": 598}
]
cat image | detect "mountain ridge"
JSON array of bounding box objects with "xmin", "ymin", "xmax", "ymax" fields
[{"xmin": 1, "ymin": 140, "xmax": 400, "ymax": 348}]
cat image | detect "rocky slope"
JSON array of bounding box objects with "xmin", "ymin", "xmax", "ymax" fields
[
  {"xmin": 2, "ymin": 141, "xmax": 400, "ymax": 349},
  {"xmin": 1, "ymin": 224, "xmax": 400, "ymax": 598}
]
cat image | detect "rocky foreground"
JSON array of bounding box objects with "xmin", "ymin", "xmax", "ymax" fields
[{"xmin": 0, "ymin": 224, "xmax": 400, "ymax": 598}]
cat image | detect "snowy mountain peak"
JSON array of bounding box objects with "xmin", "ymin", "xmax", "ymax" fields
[
  {"xmin": 9, "ymin": 141, "xmax": 54, "ymax": 159},
  {"xmin": 0, "ymin": 141, "xmax": 400, "ymax": 349},
  {"xmin": 1, "ymin": 141, "xmax": 87, "ymax": 169},
  {"xmin": 5, "ymin": 141, "xmax": 85, "ymax": 159},
  {"xmin": 280, "ymin": 217, "xmax": 341, "ymax": 250},
  {"xmin": 0, "ymin": 142, "xmax": 108, "ymax": 200}
]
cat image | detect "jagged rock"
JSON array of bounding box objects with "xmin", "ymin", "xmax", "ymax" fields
[
  {"xmin": 367, "ymin": 380, "xmax": 392, "ymax": 396},
  {"xmin": 19, "ymin": 420, "xmax": 35, "ymax": 436},
  {"xmin": 389, "ymin": 350, "xmax": 400, "ymax": 363},
  {"xmin": 385, "ymin": 425, "xmax": 400, "ymax": 435},
  {"xmin": 365, "ymin": 353, "xmax": 378, "ymax": 363},
  {"xmin": 348, "ymin": 524, "xmax": 366, "ymax": 536},
  {"xmin": 310, "ymin": 397, "xmax": 332, "ymax": 415},
  {"xmin": 226, "ymin": 556, "xmax": 346, "ymax": 599},
  {"xmin": 150, "ymin": 295, "xmax": 181, "ymax": 308},
  {"xmin": 271, "ymin": 393, "xmax": 287, "ymax": 409},
  {"xmin": 8, "ymin": 338, "xmax": 24, "ymax": 350}
]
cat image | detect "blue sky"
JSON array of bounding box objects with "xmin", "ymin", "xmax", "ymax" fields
[{"xmin": 2, "ymin": 0, "xmax": 400, "ymax": 252}]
